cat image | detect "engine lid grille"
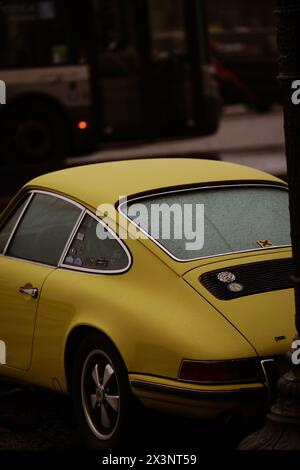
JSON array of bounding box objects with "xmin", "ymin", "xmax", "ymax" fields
[{"xmin": 200, "ymin": 258, "xmax": 294, "ymax": 300}]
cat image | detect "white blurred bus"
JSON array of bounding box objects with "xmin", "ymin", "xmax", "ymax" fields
[{"xmin": 0, "ymin": 0, "xmax": 221, "ymax": 164}]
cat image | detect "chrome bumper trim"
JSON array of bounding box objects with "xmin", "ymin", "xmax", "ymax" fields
[{"xmin": 130, "ymin": 379, "xmax": 266, "ymax": 402}]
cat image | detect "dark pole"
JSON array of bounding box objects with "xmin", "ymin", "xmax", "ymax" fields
[{"xmin": 239, "ymin": 0, "xmax": 300, "ymax": 449}]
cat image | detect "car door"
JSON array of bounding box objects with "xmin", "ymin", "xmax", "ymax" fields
[{"xmin": 0, "ymin": 191, "xmax": 82, "ymax": 370}]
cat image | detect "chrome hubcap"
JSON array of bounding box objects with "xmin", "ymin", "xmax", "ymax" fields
[{"xmin": 81, "ymin": 350, "xmax": 120, "ymax": 440}]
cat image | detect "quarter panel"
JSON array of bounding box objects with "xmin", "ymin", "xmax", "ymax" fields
[{"xmin": 28, "ymin": 239, "xmax": 255, "ymax": 391}]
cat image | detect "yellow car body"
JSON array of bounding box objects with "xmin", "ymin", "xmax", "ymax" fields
[{"xmin": 0, "ymin": 158, "xmax": 295, "ymax": 446}]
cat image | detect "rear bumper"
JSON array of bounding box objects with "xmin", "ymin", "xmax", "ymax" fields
[
  {"xmin": 130, "ymin": 376, "xmax": 268, "ymax": 420},
  {"xmin": 130, "ymin": 357, "xmax": 288, "ymax": 420}
]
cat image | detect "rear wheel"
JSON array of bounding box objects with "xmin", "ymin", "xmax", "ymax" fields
[{"xmin": 71, "ymin": 333, "xmax": 139, "ymax": 449}]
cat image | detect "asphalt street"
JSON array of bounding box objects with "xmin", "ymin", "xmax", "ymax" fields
[{"xmin": 0, "ymin": 380, "xmax": 259, "ymax": 450}]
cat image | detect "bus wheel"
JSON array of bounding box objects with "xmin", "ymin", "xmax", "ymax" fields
[{"xmin": 1, "ymin": 101, "xmax": 70, "ymax": 164}]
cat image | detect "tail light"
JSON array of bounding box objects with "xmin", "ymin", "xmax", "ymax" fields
[{"xmin": 179, "ymin": 359, "xmax": 259, "ymax": 384}]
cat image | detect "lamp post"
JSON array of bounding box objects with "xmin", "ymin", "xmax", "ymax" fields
[{"xmin": 239, "ymin": 0, "xmax": 300, "ymax": 449}]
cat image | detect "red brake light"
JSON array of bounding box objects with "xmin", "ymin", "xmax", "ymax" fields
[
  {"xmin": 78, "ymin": 120, "xmax": 88, "ymax": 130},
  {"xmin": 179, "ymin": 359, "xmax": 258, "ymax": 384}
]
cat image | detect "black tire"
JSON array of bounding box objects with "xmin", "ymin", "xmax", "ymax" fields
[
  {"xmin": 71, "ymin": 332, "xmax": 140, "ymax": 450},
  {"xmin": 1, "ymin": 101, "xmax": 70, "ymax": 165}
]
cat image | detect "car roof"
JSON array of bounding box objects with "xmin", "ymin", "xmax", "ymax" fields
[{"xmin": 26, "ymin": 158, "xmax": 285, "ymax": 209}]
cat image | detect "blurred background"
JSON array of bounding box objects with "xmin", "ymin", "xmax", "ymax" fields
[
  {"xmin": 0, "ymin": 0, "xmax": 284, "ymax": 209},
  {"xmin": 0, "ymin": 0, "xmax": 286, "ymax": 448}
]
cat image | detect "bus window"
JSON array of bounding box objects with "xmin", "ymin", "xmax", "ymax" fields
[
  {"xmin": 148, "ymin": 0, "xmax": 187, "ymax": 60},
  {"xmin": 207, "ymin": 0, "xmax": 276, "ymax": 59},
  {"xmin": 146, "ymin": 0, "xmax": 193, "ymax": 129},
  {"xmin": 0, "ymin": 1, "xmax": 73, "ymax": 68},
  {"xmin": 96, "ymin": 0, "xmax": 126, "ymax": 52},
  {"xmin": 206, "ymin": 0, "xmax": 278, "ymax": 110},
  {"xmin": 92, "ymin": 0, "xmax": 142, "ymax": 132},
  {"xmin": 207, "ymin": 0, "xmax": 275, "ymax": 33}
]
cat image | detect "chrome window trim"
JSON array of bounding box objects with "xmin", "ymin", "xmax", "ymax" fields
[
  {"xmin": 1, "ymin": 189, "xmax": 131, "ymax": 273},
  {"xmin": 2, "ymin": 192, "xmax": 34, "ymax": 255},
  {"xmin": 57, "ymin": 209, "xmax": 87, "ymax": 266},
  {"xmin": 59, "ymin": 209, "xmax": 132, "ymax": 274},
  {"xmin": 118, "ymin": 183, "xmax": 291, "ymax": 263},
  {"xmin": 30, "ymin": 189, "xmax": 84, "ymax": 211}
]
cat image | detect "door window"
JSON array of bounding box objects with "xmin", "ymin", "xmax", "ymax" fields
[
  {"xmin": 0, "ymin": 196, "xmax": 30, "ymax": 254},
  {"xmin": 7, "ymin": 192, "xmax": 82, "ymax": 265}
]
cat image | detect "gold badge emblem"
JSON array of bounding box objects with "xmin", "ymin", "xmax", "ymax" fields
[
  {"xmin": 228, "ymin": 282, "xmax": 244, "ymax": 293},
  {"xmin": 256, "ymin": 240, "xmax": 273, "ymax": 248},
  {"xmin": 217, "ymin": 272, "xmax": 236, "ymax": 283}
]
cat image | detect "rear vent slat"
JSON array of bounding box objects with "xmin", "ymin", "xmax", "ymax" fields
[{"xmin": 201, "ymin": 258, "xmax": 294, "ymax": 300}]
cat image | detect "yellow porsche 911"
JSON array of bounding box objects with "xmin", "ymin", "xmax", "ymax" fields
[{"xmin": 0, "ymin": 158, "xmax": 295, "ymax": 448}]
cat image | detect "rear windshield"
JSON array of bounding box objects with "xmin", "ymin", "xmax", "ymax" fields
[{"xmin": 121, "ymin": 185, "xmax": 291, "ymax": 261}]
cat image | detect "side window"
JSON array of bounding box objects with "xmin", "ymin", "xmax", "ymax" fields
[
  {"xmin": 63, "ymin": 214, "xmax": 129, "ymax": 272},
  {"xmin": 7, "ymin": 193, "xmax": 81, "ymax": 266},
  {"xmin": 0, "ymin": 196, "xmax": 30, "ymax": 254}
]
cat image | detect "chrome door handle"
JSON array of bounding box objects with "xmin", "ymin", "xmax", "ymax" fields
[{"xmin": 19, "ymin": 287, "xmax": 39, "ymax": 299}]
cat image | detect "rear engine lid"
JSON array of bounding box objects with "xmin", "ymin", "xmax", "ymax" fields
[{"xmin": 183, "ymin": 254, "xmax": 296, "ymax": 357}]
